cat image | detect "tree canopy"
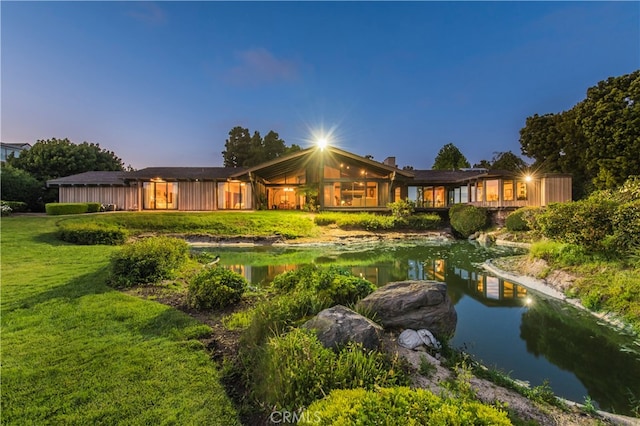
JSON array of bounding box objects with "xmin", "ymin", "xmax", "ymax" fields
[
  {"xmin": 473, "ymin": 151, "xmax": 528, "ymax": 172},
  {"xmin": 432, "ymin": 143, "xmax": 471, "ymax": 170},
  {"xmin": 222, "ymin": 126, "xmax": 301, "ymax": 167},
  {"xmin": 519, "ymin": 70, "xmax": 639, "ymax": 196},
  {"xmin": 7, "ymin": 138, "xmax": 124, "ymax": 182}
]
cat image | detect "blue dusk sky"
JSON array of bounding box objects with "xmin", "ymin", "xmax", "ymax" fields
[{"xmin": 2, "ymin": 1, "xmax": 639, "ymax": 170}]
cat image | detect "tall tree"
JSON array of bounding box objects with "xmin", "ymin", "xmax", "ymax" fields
[
  {"xmin": 576, "ymin": 71, "xmax": 640, "ymax": 189},
  {"xmin": 7, "ymin": 138, "xmax": 124, "ymax": 182},
  {"xmin": 519, "ymin": 70, "xmax": 639, "ymax": 195},
  {"xmin": 222, "ymin": 126, "xmax": 252, "ymax": 167},
  {"xmin": 432, "ymin": 143, "xmax": 470, "ymax": 170},
  {"xmin": 488, "ymin": 151, "xmax": 528, "ymax": 171},
  {"xmin": 222, "ymin": 126, "xmax": 300, "ymax": 167}
]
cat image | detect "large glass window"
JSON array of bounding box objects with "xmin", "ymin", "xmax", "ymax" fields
[
  {"xmin": 143, "ymin": 181, "xmax": 178, "ymax": 210},
  {"xmin": 517, "ymin": 181, "xmax": 528, "ymax": 200},
  {"xmin": 503, "ymin": 180, "xmax": 514, "ymax": 201},
  {"xmin": 476, "ymin": 182, "xmax": 483, "ymax": 202},
  {"xmin": 486, "ymin": 180, "xmax": 499, "ymax": 202},
  {"xmin": 460, "ymin": 186, "xmax": 468, "ymax": 203},
  {"xmin": 332, "ymin": 181, "xmax": 379, "ymax": 207},
  {"xmin": 434, "ymin": 186, "xmax": 445, "ymax": 207},
  {"xmin": 218, "ymin": 181, "xmax": 251, "ymax": 209}
]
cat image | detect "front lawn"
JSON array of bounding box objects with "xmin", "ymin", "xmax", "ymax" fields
[{"xmin": 0, "ymin": 216, "xmax": 240, "ymax": 425}]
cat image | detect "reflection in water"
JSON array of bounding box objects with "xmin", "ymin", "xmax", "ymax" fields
[
  {"xmin": 521, "ymin": 298, "xmax": 640, "ymax": 415},
  {"xmin": 201, "ymin": 242, "xmax": 640, "ymax": 416}
]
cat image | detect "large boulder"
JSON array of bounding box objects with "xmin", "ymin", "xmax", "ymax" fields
[
  {"xmin": 356, "ymin": 280, "xmax": 457, "ymax": 337},
  {"xmin": 302, "ymin": 305, "xmax": 383, "ymax": 350}
]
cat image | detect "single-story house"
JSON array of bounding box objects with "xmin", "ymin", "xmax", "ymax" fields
[{"xmin": 47, "ymin": 146, "xmax": 572, "ymax": 212}]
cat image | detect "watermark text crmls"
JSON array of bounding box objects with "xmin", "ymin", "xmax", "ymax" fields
[{"xmin": 269, "ymin": 409, "xmax": 321, "ymax": 424}]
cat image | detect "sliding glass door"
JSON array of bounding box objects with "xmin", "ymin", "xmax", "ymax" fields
[{"xmin": 143, "ymin": 181, "xmax": 178, "ymax": 210}]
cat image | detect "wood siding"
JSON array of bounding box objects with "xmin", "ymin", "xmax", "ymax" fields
[
  {"xmin": 59, "ymin": 186, "xmax": 137, "ymax": 210},
  {"xmin": 542, "ymin": 176, "xmax": 572, "ymax": 205},
  {"xmin": 177, "ymin": 181, "xmax": 217, "ymax": 211}
]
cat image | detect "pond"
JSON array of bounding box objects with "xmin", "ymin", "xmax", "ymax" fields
[{"xmin": 196, "ymin": 240, "xmax": 640, "ymax": 416}]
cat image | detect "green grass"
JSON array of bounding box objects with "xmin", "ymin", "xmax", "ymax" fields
[
  {"xmin": 1, "ymin": 216, "xmax": 240, "ymax": 425},
  {"xmin": 55, "ymin": 210, "xmax": 320, "ymax": 238},
  {"xmin": 529, "ymin": 240, "xmax": 640, "ymax": 333}
]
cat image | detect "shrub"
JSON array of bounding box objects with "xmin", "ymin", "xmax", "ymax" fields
[
  {"xmin": 0, "ymin": 166, "xmax": 43, "ymax": 211},
  {"xmin": 449, "ymin": 205, "xmax": 488, "ymax": 238},
  {"xmin": 316, "ymin": 273, "xmax": 376, "ymax": 306},
  {"xmin": 0, "ymin": 202, "xmax": 12, "ymax": 216},
  {"xmin": 254, "ymin": 328, "xmax": 335, "ymax": 410},
  {"xmin": 536, "ymin": 199, "xmax": 617, "ymax": 251},
  {"xmin": 86, "ymin": 202, "xmax": 102, "ymax": 213},
  {"xmin": 57, "ymin": 223, "xmax": 128, "ymax": 245},
  {"xmin": 505, "ymin": 207, "xmax": 539, "ymax": 231},
  {"xmin": 45, "ymin": 203, "xmax": 89, "ymax": 215},
  {"xmin": 1, "ymin": 200, "xmax": 28, "ymax": 213},
  {"xmin": 108, "ymin": 237, "xmax": 189, "ymax": 288},
  {"xmin": 188, "ymin": 267, "xmax": 247, "ymax": 310},
  {"xmin": 611, "ymin": 200, "xmax": 640, "ymax": 252},
  {"xmin": 254, "ymin": 329, "xmax": 409, "ymax": 411},
  {"xmin": 241, "ymin": 290, "xmax": 331, "ymax": 347},
  {"xmin": 272, "ymin": 265, "xmax": 375, "ymax": 306},
  {"xmin": 387, "ymin": 199, "xmax": 415, "ymax": 218},
  {"xmin": 300, "ymin": 387, "xmax": 512, "ymax": 426}
]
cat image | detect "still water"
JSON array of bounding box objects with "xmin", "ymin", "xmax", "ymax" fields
[{"xmin": 198, "ymin": 240, "xmax": 640, "ymax": 416}]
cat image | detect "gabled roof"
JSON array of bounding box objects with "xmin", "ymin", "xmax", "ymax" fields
[
  {"xmin": 127, "ymin": 167, "xmax": 241, "ymax": 181},
  {"xmin": 47, "ymin": 171, "xmax": 127, "ymax": 186},
  {"xmin": 231, "ymin": 146, "xmax": 414, "ymax": 182}
]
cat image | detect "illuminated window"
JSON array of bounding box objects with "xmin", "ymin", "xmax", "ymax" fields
[
  {"xmin": 476, "ymin": 182, "xmax": 483, "ymax": 202},
  {"xmin": 218, "ymin": 181, "xmax": 251, "ymax": 209},
  {"xmin": 486, "ymin": 180, "xmax": 499, "ymax": 202},
  {"xmin": 143, "ymin": 181, "xmax": 178, "ymax": 210},
  {"xmin": 503, "ymin": 180, "xmax": 514, "ymax": 201},
  {"xmin": 517, "ymin": 181, "xmax": 528, "ymax": 200},
  {"xmin": 434, "ymin": 186, "xmax": 445, "ymax": 207}
]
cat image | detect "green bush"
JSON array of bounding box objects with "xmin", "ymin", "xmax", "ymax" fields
[
  {"xmin": 1, "ymin": 200, "xmax": 28, "ymax": 212},
  {"xmin": 387, "ymin": 199, "xmax": 415, "ymax": 218},
  {"xmin": 188, "ymin": 267, "xmax": 247, "ymax": 310},
  {"xmin": 57, "ymin": 223, "xmax": 128, "ymax": 245},
  {"xmin": 86, "ymin": 202, "xmax": 102, "ymax": 213},
  {"xmin": 535, "ymin": 199, "xmax": 617, "ymax": 251},
  {"xmin": 272, "ymin": 265, "xmax": 375, "ymax": 306},
  {"xmin": 300, "ymin": 387, "xmax": 512, "ymax": 425},
  {"xmin": 254, "ymin": 329, "xmax": 409, "ymax": 411},
  {"xmin": 108, "ymin": 237, "xmax": 189, "ymax": 288},
  {"xmin": 316, "ymin": 273, "xmax": 376, "ymax": 306},
  {"xmin": 449, "ymin": 205, "xmax": 488, "ymax": 238},
  {"xmin": 46, "ymin": 202, "xmax": 90, "ymax": 215},
  {"xmin": 611, "ymin": 200, "xmax": 640, "ymax": 252},
  {"xmin": 241, "ymin": 290, "xmax": 331, "ymax": 347},
  {"xmin": 254, "ymin": 328, "xmax": 335, "ymax": 410},
  {"xmin": 505, "ymin": 207, "xmax": 539, "ymax": 231},
  {"xmin": 271, "ymin": 265, "xmax": 317, "ymax": 292}
]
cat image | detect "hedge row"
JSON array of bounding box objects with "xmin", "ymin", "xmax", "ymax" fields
[
  {"xmin": 45, "ymin": 202, "xmax": 102, "ymax": 215},
  {"xmin": 57, "ymin": 223, "xmax": 128, "ymax": 245}
]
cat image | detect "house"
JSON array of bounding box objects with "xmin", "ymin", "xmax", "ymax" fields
[
  {"xmin": 47, "ymin": 145, "xmax": 572, "ymax": 211},
  {"xmin": 1, "ymin": 142, "xmax": 31, "ymax": 162}
]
